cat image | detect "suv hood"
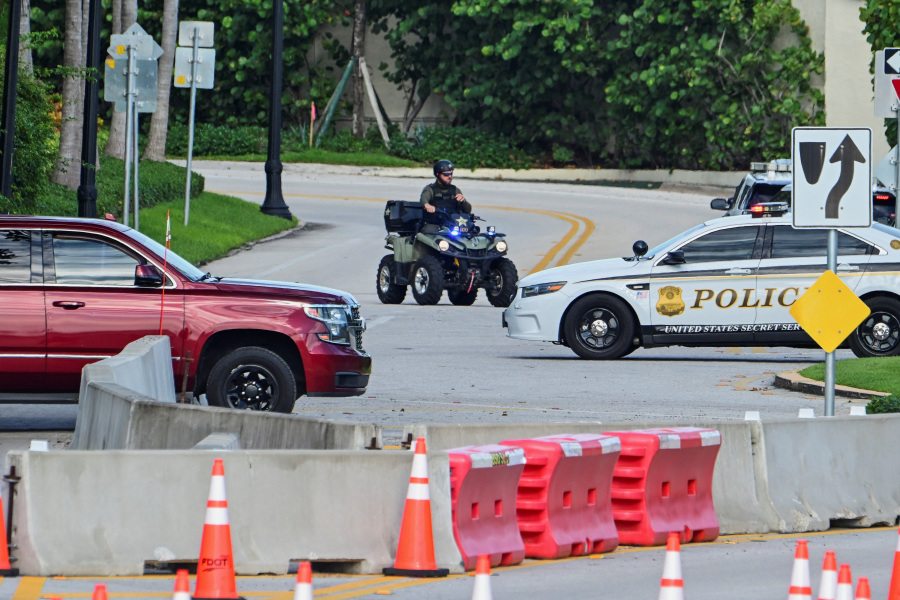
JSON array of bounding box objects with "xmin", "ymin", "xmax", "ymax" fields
[
  {"xmin": 214, "ymin": 278, "xmax": 358, "ymax": 305},
  {"xmin": 518, "ymin": 257, "xmax": 640, "ymax": 288}
]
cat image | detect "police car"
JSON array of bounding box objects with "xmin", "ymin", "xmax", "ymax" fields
[{"xmin": 502, "ymin": 205, "xmax": 900, "ymax": 359}]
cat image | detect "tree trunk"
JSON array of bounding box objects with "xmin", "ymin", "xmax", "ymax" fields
[
  {"xmin": 50, "ymin": 0, "xmax": 83, "ymax": 189},
  {"xmin": 350, "ymin": 0, "xmax": 366, "ymax": 139},
  {"xmin": 105, "ymin": 0, "xmax": 136, "ymax": 159},
  {"xmin": 19, "ymin": 0, "xmax": 32, "ymax": 69},
  {"xmin": 143, "ymin": 0, "xmax": 177, "ymax": 161}
]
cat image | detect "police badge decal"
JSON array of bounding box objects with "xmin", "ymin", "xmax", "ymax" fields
[{"xmin": 656, "ymin": 286, "xmax": 685, "ymax": 317}]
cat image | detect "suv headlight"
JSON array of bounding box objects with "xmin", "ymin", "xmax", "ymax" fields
[
  {"xmin": 521, "ymin": 281, "xmax": 566, "ymax": 298},
  {"xmin": 304, "ymin": 304, "xmax": 354, "ymax": 345}
]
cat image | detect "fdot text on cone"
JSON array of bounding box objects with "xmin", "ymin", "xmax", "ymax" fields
[
  {"xmin": 193, "ymin": 458, "xmax": 245, "ymax": 600},
  {"xmin": 658, "ymin": 532, "xmax": 684, "ymax": 600},
  {"xmin": 789, "ymin": 539, "xmax": 812, "ymax": 600},
  {"xmin": 292, "ymin": 561, "xmax": 313, "ymax": 600},
  {"xmin": 471, "ymin": 554, "xmax": 493, "ymax": 600},
  {"xmin": 0, "ymin": 486, "xmax": 18, "ymax": 576},
  {"xmin": 383, "ymin": 437, "xmax": 449, "ymax": 577}
]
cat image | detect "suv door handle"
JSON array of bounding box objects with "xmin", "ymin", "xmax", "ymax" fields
[
  {"xmin": 726, "ymin": 268, "xmax": 752, "ymax": 275},
  {"xmin": 837, "ymin": 264, "xmax": 859, "ymax": 272},
  {"xmin": 52, "ymin": 300, "xmax": 85, "ymax": 310}
]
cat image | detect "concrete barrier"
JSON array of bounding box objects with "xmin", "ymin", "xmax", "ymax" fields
[
  {"xmin": 7, "ymin": 449, "xmax": 463, "ymax": 576},
  {"xmin": 71, "ymin": 336, "xmax": 380, "ymax": 451}
]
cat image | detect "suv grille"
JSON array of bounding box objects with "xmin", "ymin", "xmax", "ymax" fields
[{"xmin": 349, "ymin": 305, "xmax": 366, "ymax": 352}]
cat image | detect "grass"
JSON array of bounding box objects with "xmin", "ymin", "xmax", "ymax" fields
[
  {"xmin": 137, "ymin": 192, "xmax": 297, "ymax": 265},
  {"xmin": 189, "ymin": 148, "xmax": 421, "ymax": 168},
  {"xmin": 798, "ymin": 356, "xmax": 900, "ymax": 396}
]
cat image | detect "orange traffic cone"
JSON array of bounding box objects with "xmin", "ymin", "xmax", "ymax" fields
[
  {"xmin": 383, "ymin": 437, "xmax": 449, "ymax": 578},
  {"xmin": 889, "ymin": 528, "xmax": 900, "ymax": 600},
  {"xmin": 818, "ymin": 550, "xmax": 838, "ymax": 600},
  {"xmin": 471, "ymin": 555, "xmax": 493, "ymax": 600},
  {"xmin": 789, "ymin": 540, "xmax": 812, "ymax": 600},
  {"xmin": 173, "ymin": 570, "xmax": 191, "ymax": 600},
  {"xmin": 193, "ymin": 459, "xmax": 242, "ymax": 600},
  {"xmin": 855, "ymin": 577, "xmax": 871, "ymax": 600},
  {"xmin": 835, "ymin": 564, "xmax": 853, "ymax": 600},
  {"xmin": 658, "ymin": 532, "xmax": 684, "ymax": 600},
  {"xmin": 92, "ymin": 584, "xmax": 108, "ymax": 600},
  {"xmin": 292, "ymin": 562, "xmax": 313, "ymax": 600},
  {"xmin": 0, "ymin": 487, "xmax": 17, "ymax": 576}
]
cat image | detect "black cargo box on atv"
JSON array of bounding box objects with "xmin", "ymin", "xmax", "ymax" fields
[{"xmin": 384, "ymin": 201, "xmax": 424, "ymax": 234}]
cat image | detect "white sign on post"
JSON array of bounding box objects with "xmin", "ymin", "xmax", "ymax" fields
[{"xmin": 791, "ymin": 127, "xmax": 872, "ymax": 228}]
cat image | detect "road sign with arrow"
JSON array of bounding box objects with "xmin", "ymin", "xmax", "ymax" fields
[{"xmin": 791, "ymin": 127, "xmax": 872, "ymax": 228}]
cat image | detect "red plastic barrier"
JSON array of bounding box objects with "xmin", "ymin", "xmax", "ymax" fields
[
  {"xmin": 447, "ymin": 444, "xmax": 527, "ymax": 570},
  {"xmin": 602, "ymin": 427, "xmax": 721, "ymax": 546},
  {"xmin": 501, "ymin": 433, "xmax": 621, "ymax": 559}
]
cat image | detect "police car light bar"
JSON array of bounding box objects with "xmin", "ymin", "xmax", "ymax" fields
[
  {"xmin": 750, "ymin": 161, "xmax": 792, "ymax": 173},
  {"xmin": 750, "ymin": 202, "xmax": 789, "ymax": 217}
]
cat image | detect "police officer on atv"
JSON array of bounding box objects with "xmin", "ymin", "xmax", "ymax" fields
[{"xmin": 420, "ymin": 159, "xmax": 471, "ymax": 214}]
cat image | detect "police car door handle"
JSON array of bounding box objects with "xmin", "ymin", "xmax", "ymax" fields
[
  {"xmin": 836, "ymin": 264, "xmax": 859, "ymax": 272},
  {"xmin": 726, "ymin": 267, "xmax": 752, "ymax": 274}
]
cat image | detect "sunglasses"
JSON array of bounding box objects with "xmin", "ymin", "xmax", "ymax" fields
[{"xmin": 440, "ymin": 171, "xmax": 453, "ymax": 176}]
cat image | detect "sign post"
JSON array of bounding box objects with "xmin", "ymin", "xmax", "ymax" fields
[
  {"xmin": 174, "ymin": 21, "xmax": 215, "ymax": 226},
  {"xmin": 791, "ymin": 127, "xmax": 873, "ymax": 416}
]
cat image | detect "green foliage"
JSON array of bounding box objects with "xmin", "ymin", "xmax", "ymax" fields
[
  {"xmin": 861, "ymin": 0, "xmax": 900, "ymax": 146},
  {"xmin": 866, "ymin": 394, "xmax": 900, "ymax": 414},
  {"xmin": 389, "ymin": 125, "xmax": 534, "ymax": 169},
  {"xmin": 370, "ymin": 0, "xmax": 825, "ymax": 169},
  {"xmin": 166, "ymin": 123, "xmax": 268, "ymax": 157}
]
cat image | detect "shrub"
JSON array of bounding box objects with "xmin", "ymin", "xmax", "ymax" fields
[
  {"xmin": 866, "ymin": 394, "xmax": 900, "ymax": 414},
  {"xmin": 389, "ymin": 125, "xmax": 534, "ymax": 170},
  {"xmin": 166, "ymin": 122, "xmax": 267, "ymax": 157}
]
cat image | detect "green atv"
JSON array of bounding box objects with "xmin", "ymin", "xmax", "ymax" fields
[{"xmin": 377, "ymin": 201, "xmax": 518, "ymax": 307}]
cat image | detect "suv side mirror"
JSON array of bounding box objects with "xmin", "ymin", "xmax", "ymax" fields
[
  {"xmin": 710, "ymin": 197, "xmax": 732, "ymax": 210},
  {"xmin": 662, "ymin": 250, "xmax": 685, "ymax": 265},
  {"xmin": 135, "ymin": 264, "xmax": 164, "ymax": 287}
]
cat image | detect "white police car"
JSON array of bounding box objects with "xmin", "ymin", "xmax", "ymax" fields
[{"xmin": 502, "ymin": 206, "xmax": 900, "ymax": 359}]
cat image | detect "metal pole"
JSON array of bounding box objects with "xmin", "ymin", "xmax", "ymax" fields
[
  {"xmin": 0, "ymin": 0, "xmax": 22, "ymax": 199},
  {"xmin": 123, "ymin": 45, "xmax": 135, "ymax": 227},
  {"xmin": 824, "ymin": 229, "xmax": 838, "ymax": 417},
  {"xmin": 184, "ymin": 27, "xmax": 199, "ymax": 226},
  {"xmin": 77, "ymin": 0, "xmax": 101, "ymax": 218},
  {"xmin": 260, "ymin": 0, "xmax": 292, "ymax": 220},
  {"xmin": 133, "ymin": 105, "xmax": 139, "ymax": 231}
]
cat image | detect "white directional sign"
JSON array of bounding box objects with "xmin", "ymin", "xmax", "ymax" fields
[
  {"xmin": 791, "ymin": 127, "xmax": 872, "ymax": 228},
  {"xmin": 874, "ymin": 50, "xmax": 900, "ymax": 118}
]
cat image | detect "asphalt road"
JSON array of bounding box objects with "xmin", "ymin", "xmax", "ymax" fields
[{"xmin": 0, "ymin": 162, "xmax": 879, "ymax": 599}]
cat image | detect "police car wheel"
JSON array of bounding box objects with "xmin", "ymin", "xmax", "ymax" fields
[
  {"xmin": 849, "ymin": 297, "xmax": 900, "ymax": 358},
  {"xmin": 563, "ymin": 294, "xmax": 635, "ymax": 360},
  {"xmin": 376, "ymin": 255, "xmax": 407, "ymax": 304},
  {"xmin": 411, "ymin": 255, "xmax": 444, "ymax": 305}
]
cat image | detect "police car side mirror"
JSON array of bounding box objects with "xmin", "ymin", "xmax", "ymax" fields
[
  {"xmin": 662, "ymin": 250, "xmax": 685, "ymax": 265},
  {"xmin": 710, "ymin": 197, "xmax": 731, "ymax": 210},
  {"xmin": 632, "ymin": 240, "xmax": 648, "ymax": 258}
]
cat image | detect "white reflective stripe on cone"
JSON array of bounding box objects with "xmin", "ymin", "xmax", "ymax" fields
[
  {"xmin": 204, "ymin": 507, "xmax": 230, "ymax": 525},
  {"xmin": 208, "ymin": 476, "xmax": 227, "ymax": 501},
  {"xmin": 407, "ymin": 482, "xmax": 430, "ymax": 501}
]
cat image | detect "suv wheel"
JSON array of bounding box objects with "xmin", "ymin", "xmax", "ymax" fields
[
  {"xmin": 376, "ymin": 255, "xmax": 407, "ymax": 304},
  {"xmin": 563, "ymin": 295, "xmax": 635, "ymax": 360},
  {"xmin": 206, "ymin": 346, "xmax": 298, "ymax": 413},
  {"xmin": 411, "ymin": 255, "xmax": 444, "ymax": 305},
  {"xmin": 850, "ymin": 297, "xmax": 900, "ymax": 357},
  {"xmin": 486, "ymin": 257, "xmax": 517, "ymax": 308}
]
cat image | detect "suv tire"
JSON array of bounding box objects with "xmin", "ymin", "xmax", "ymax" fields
[
  {"xmin": 206, "ymin": 346, "xmax": 298, "ymax": 413},
  {"xmin": 411, "ymin": 255, "xmax": 444, "ymax": 305},
  {"xmin": 376, "ymin": 255, "xmax": 407, "ymax": 304}
]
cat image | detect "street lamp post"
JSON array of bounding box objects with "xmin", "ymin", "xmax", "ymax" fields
[
  {"xmin": 260, "ymin": 0, "xmax": 292, "ymax": 220},
  {"xmin": 0, "ymin": 0, "xmax": 22, "ymax": 200},
  {"xmin": 76, "ymin": 0, "xmax": 102, "ymax": 218}
]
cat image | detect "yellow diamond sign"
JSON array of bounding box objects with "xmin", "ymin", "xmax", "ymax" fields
[{"xmin": 789, "ymin": 270, "xmax": 870, "ymax": 353}]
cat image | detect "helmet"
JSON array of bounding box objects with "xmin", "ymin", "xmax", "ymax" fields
[{"xmin": 433, "ymin": 159, "xmax": 454, "ymax": 176}]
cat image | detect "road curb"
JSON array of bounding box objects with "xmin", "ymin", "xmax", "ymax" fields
[{"xmin": 774, "ymin": 369, "xmax": 890, "ymax": 400}]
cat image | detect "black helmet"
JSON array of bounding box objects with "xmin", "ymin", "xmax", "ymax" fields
[{"xmin": 433, "ymin": 159, "xmax": 454, "ymax": 176}]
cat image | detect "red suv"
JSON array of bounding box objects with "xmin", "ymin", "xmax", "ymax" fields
[{"xmin": 0, "ymin": 215, "xmax": 371, "ymax": 412}]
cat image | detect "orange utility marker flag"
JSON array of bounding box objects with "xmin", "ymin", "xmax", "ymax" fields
[{"xmin": 159, "ymin": 210, "xmax": 171, "ymax": 335}]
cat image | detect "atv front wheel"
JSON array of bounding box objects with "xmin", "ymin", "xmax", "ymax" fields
[
  {"xmin": 412, "ymin": 255, "xmax": 444, "ymax": 305},
  {"xmin": 376, "ymin": 255, "xmax": 407, "ymax": 304},
  {"xmin": 485, "ymin": 257, "xmax": 518, "ymax": 308},
  {"xmin": 448, "ymin": 287, "xmax": 478, "ymax": 306}
]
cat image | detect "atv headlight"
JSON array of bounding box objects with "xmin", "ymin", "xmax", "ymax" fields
[
  {"xmin": 304, "ymin": 304, "xmax": 352, "ymax": 345},
  {"xmin": 438, "ymin": 239, "xmax": 450, "ymax": 252},
  {"xmin": 521, "ymin": 281, "xmax": 566, "ymax": 298},
  {"xmin": 495, "ymin": 240, "xmax": 507, "ymax": 252}
]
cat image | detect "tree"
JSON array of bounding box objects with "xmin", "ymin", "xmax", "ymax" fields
[
  {"xmin": 143, "ymin": 0, "xmax": 177, "ymax": 161},
  {"xmin": 350, "ymin": 0, "xmax": 366, "ymax": 138},
  {"xmin": 19, "ymin": 0, "xmax": 32, "ymax": 68},
  {"xmin": 49, "ymin": 0, "xmax": 83, "ymax": 189},
  {"xmin": 105, "ymin": 0, "xmax": 136, "ymax": 160}
]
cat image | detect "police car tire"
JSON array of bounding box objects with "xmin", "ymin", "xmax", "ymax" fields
[
  {"xmin": 563, "ymin": 294, "xmax": 635, "ymax": 360},
  {"xmin": 486, "ymin": 257, "xmax": 518, "ymax": 308},
  {"xmin": 849, "ymin": 296, "xmax": 900, "ymax": 358},
  {"xmin": 448, "ymin": 287, "xmax": 478, "ymax": 305},
  {"xmin": 411, "ymin": 255, "xmax": 444, "ymax": 305},
  {"xmin": 376, "ymin": 255, "xmax": 407, "ymax": 304}
]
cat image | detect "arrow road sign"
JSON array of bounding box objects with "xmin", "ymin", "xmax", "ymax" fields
[
  {"xmin": 791, "ymin": 127, "xmax": 872, "ymax": 228},
  {"xmin": 887, "ymin": 48, "xmax": 900, "ymax": 74}
]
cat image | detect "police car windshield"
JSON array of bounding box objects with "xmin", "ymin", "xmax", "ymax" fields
[{"xmin": 643, "ymin": 223, "xmax": 707, "ymax": 259}]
